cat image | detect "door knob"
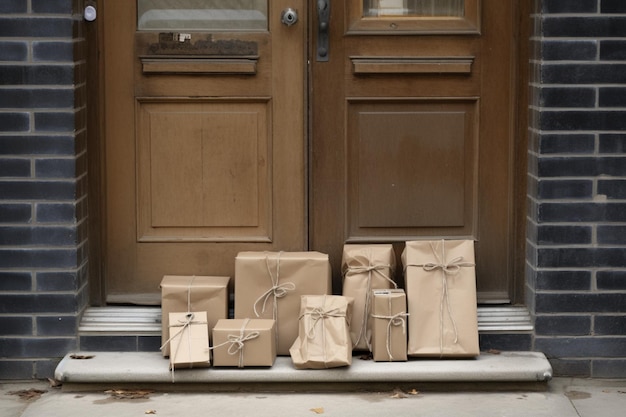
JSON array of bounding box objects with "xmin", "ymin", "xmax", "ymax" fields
[
  {"xmin": 84, "ymin": 5, "xmax": 97, "ymax": 22},
  {"xmin": 281, "ymin": 8, "xmax": 299, "ymax": 26}
]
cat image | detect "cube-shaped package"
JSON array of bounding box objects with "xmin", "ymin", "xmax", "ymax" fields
[
  {"xmin": 160, "ymin": 275, "xmax": 230, "ymax": 357},
  {"xmin": 402, "ymin": 240, "xmax": 479, "ymax": 357},
  {"xmin": 234, "ymin": 251, "xmax": 331, "ymax": 355},
  {"xmin": 212, "ymin": 319, "xmax": 276, "ymax": 367},
  {"xmin": 370, "ymin": 289, "xmax": 408, "ymax": 362},
  {"xmin": 289, "ymin": 295, "xmax": 353, "ymax": 369},
  {"xmin": 341, "ymin": 244, "xmax": 397, "ymax": 351},
  {"xmin": 167, "ymin": 311, "xmax": 211, "ymax": 370}
]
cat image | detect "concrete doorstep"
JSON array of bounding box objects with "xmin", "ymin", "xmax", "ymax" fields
[{"xmin": 54, "ymin": 351, "xmax": 552, "ymax": 392}]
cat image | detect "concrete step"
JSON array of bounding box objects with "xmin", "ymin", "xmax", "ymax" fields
[{"xmin": 54, "ymin": 351, "xmax": 552, "ymax": 392}]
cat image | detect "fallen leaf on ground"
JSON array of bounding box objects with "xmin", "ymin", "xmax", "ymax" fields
[
  {"xmin": 390, "ymin": 388, "xmax": 407, "ymax": 399},
  {"xmin": 487, "ymin": 349, "xmax": 501, "ymax": 355},
  {"xmin": 48, "ymin": 378, "xmax": 62, "ymax": 388},
  {"xmin": 408, "ymin": 389, "xmax": 420, "ymax": 395},
  {"xmin": 359, "ymin": 353, "xmax": 373, "ymax": 360},
  {"xmin": 310, "ymin": 407, "xmax": 324, "ymax": 414},
  {"xmin": 8, "ymin": 389, "xmax": 47, "ymax": 401},
  {"xmin": 70, "ymin": 354, "xmax": 95, "ymax": 360},
  {"xmin": 145, "ymin": 410, "xmax": 157, "ymax": 414},
  {"xmin": 105, "ymin": 389, "xmax": 153, "ymax": 400}
]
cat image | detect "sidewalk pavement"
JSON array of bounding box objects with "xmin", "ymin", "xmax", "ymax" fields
[{"xmin": 2, "ymin": 378, "xmax": 625, "ymax": 417}]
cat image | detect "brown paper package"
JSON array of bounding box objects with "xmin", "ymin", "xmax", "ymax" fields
[
  {"xmin": 289, "ymin": 295, "xmax": 353, "ymax": 369},
  {"xmin": 371, "ymin": 289, "xmax": 408, "ymax": 362},
  {"xmin": 402, "ymin": 240, "xmax": 479, "ymax": 357},
  {"xmin": 234, "ymin": 251, "xmax": 331, "ymax": 355},
  {"xmin": 341, "ymin": 244, "xmax": 397, "ymax": 351},
  {"xmin": 167, "ymin": 311, "xmax": 211, "ymax": 369},
  {"xmin": 160, "ymin": 275, "xmax": 230, "ymax": 357},
  {"xmin": 212, "ymin": 319, "xmax": 276, "ymax": 367}
]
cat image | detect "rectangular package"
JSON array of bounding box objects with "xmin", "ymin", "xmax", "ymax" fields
[
  {"xmin": 370, "ymin": 289, "xmax": 408, "ymax": 362},
  {"xmin": 402, "ymin": 240, "xmax": 479, "ymax": 357},
  {"xmin": 234, "ymin": 251, "xmax": 331, "ymax": 355},
  {"xmin": 212, "ymin": 319, "xmax": 276, "ymax": 367},
  {"xmin": 341, "ymin": 244, "xmax": 397, "ymax": 351},
  {"xmin": 166, "ymin": 311, "xmax": 211, "ymax": 369},
  {"xmin": 160, "ymin": 275, "xmax": 230, "ymax": 357}
]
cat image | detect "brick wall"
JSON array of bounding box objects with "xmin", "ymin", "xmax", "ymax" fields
[
  {"xmin": 528, "ymin": 0, "xmax": 626, "ymax": 378},
  {"xmin": 0, "ymin": 0, "xmax": 88, "ymax": 379}
]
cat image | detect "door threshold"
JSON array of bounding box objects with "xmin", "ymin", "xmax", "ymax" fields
[{"xmin": 79, "ymin": 305, "xmax": 533, "ymax": 335}]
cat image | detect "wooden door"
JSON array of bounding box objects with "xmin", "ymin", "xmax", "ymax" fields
[
  {"xmin": 102, "ymin": 1, "xmax": 306, "ymax": 302},
  {"xmin": 310, "ymin": 0, "xmax": 523, "ymax": 302}
]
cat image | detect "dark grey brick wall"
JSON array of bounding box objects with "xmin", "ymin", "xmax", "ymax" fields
[
  {"xmin": 528, "ymin": 0, "xmax": 626, "ymax": 378},
  {"xmin": 0, "ymin": 0, "xmax": 88, "ymax": 379}
]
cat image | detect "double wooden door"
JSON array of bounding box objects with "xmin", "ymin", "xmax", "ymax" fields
[{"xmin": 98, "ymin": 0, "xmax": 524, "ymax": 304}]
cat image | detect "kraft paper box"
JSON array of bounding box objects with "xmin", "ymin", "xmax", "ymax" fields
[
  {"xmin": 341, "ymin": 244, "xmax": 397, "ymax": 351},
  {"xmin": 160, "ymin": 275, "xmax": 230, "ymax": 357},
  {"xmin": 212, "ymin": 319, "xmax": 276, "ymax": 367},
  {"xmin": 289, "ymin": 295, "xmax": 353, "ymax": 369},
  {"xmin": 234, "ymin": 251, "xmax": 331, "ymax": 355},
  {"xmin": 402, "ymin": 240, "xmax": 479, "ymax": 357},
  {"xmin": 166, "ymin": 311, "xmax": 211, "ymax": 370},
  {"xmin": 371, "ymin": 289, "xmax": 408, "ymax": 362}
]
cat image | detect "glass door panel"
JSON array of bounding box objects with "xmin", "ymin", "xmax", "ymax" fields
[
  {"xmin": 364, "ymin": 0, "xmax": 464, "ymax": 17},
  {"xmin": 137, "ymin": 0, "xmax": 268, "ymax": 31},
  {"xmin": 349, "ymin": 0, "xmax": 478, "ymax": 33}
]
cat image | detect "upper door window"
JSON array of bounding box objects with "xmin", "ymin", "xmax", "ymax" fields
[
  {"xmin": 364, "ymin": 0, "xmax": 464, "ymax": 17},
  {"xmin": 137, "ymin": 0, "xmax": 268, "ymax": 31},
  {"xmin": 350, "ymin": 0, "xmax": 478, "ymax": 33}
]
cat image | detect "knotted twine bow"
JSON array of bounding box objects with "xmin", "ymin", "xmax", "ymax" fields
[
  {"xmin": 406, "ymin": 240, "xmax": 474, "ymax": 356},
  {"xmin": 344, "ymin": 250, "xmax": 397, "ymax": 350},
  {"xmin": 371, "ymin": 295, "xmax": 408, "ymax": 361},
  {"xmin": 299, "ymin": 297, "xmax": 348, "ymax": 368},
  {"xmin": 210, "ymin": 318, "xmax": 260, "ymax": 368},
  {"xmin": 253, "ymin": 252, "xmax": 296, "ymax": 347},
  {"xmin": 160, "ymin": 312, "xmax": 208, "ymax": 381}
]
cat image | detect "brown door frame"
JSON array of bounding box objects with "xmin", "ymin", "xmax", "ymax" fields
[{"xmin": 86, "ymin": 1, "xmax": 530, "ymax": 306}]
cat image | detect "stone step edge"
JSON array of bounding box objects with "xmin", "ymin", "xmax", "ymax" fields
[{"xmin": 55, "ymin": 351, "xmax": 552, "ymax": 392}]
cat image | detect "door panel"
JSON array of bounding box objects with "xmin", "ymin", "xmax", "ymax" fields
[
  {"xmin": 136, "ymin": 100, "xmax": 271, "ymax": 240},
  {"xmin": 310, "ymin": 0, "xmax": 518, "ymax": 302},
  {"xmin": 103, "ymin": 0, "xmax": 305, "ymax": 301}
]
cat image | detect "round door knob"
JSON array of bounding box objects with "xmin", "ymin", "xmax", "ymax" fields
[
  {"xmin": 281, "ymin": 8, "xmax": 298, "ymax": 26},
  {"xmin": 84, "ymin": 5, "xmax": 97, "ymax": 22}
]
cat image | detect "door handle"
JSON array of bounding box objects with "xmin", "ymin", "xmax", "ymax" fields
[{"xmin": 317, "ymin": 0, "xmax": 330, "ymax": 61}]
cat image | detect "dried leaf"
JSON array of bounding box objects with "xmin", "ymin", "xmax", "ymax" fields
[
  {"xmin": 310, "ymin": 407, "xmax": 324, "ymax": 414},
  {"xmin": 359, "ymin": 353, "xmax": 373, "ymax": 361},
  {"xmin": 70, "ymin": 354, "xmax": 95, "ymax": 360},
  {"xmin": 105, "ymin": 389, "xmax": 153, "ymax": 400},
  {"xmin": 487, "ymin": 349, "xmax": 501, "ymax": 355},
  {"xmin": 408, "ymin": 389, "xmax": 420, "ymax": 395},
  {"xmin": 390, "ymin": 388, "xmax": 407, "ymax": 399},
  {"xmin": 47, "ymin": 378, "xmax": 62, "ymax": 388},
  {"xmin": 9, "ymin": 389, "xmax": 47, "ymax": 401},
  {"xmin": 145, "ymin": 410, "xmax": 157, "ymax": 414}
]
